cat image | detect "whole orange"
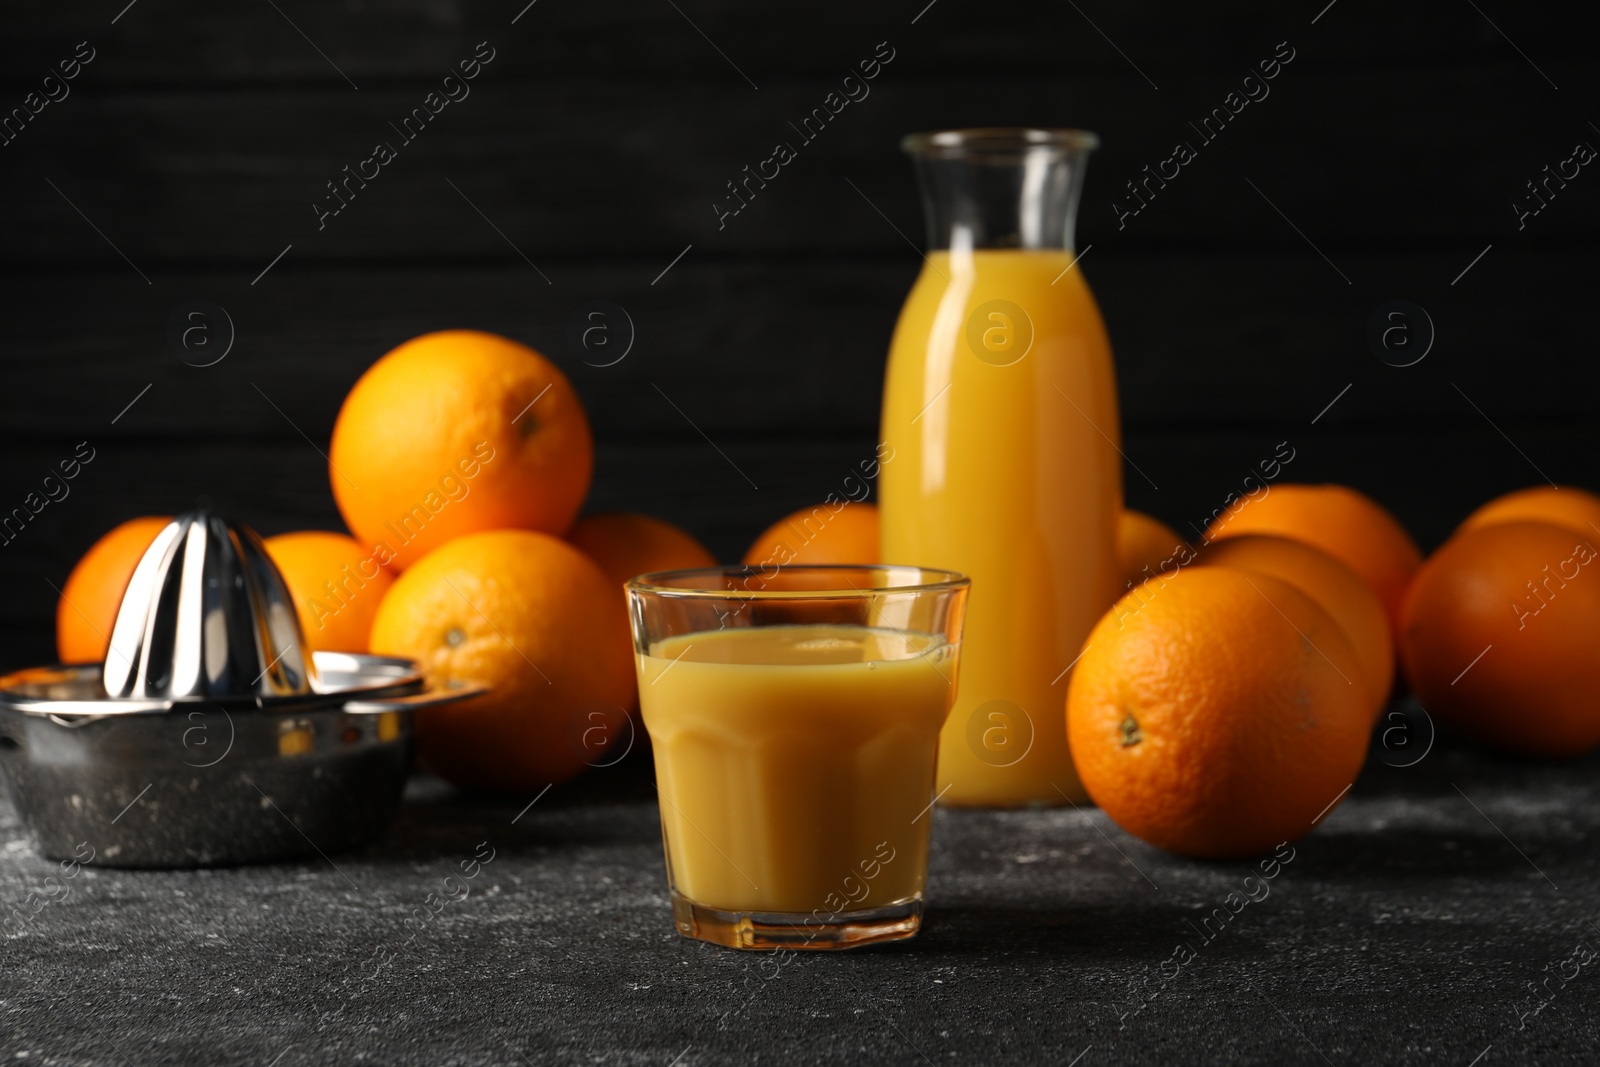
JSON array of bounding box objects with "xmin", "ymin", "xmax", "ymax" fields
[
  {"xmin": 1399, "ymin": 521, "xmax": 1600, "ymax": 757},
  {"xmin": 1456, "ymin": 485, "xmax": 1600, "ymax": 541},
  {"xmin": 329, "ymin": 330, "xmax": 593, "ymax": 571},
  {"xmin": 1117, "ymin": 509, "xmax": 1190, "ymax": 588},
  {"xmin": 264, "ymin": 531, "xmax": 395, "ymax": 653},
  {"xmin": 1068, "ymin": 567, "xmax": 1369, "ymax": 858},
  {"xmin": 56, "ymin": 516, "xmax": 172, "ymax": 663},
  {"xmin": 568, "ymin": 512, "xmax": 716, "ymax": 590},
  {"xmin": 1205, "ymin": 483, "xmax": 1421, "ymax": 634},
  {"xmin": 369, "ymin": 529, "xmax": 634, "ymax": 792},
  {"xmin": 1195, "ymin": 534, "xmax": 1393, "ymax": 719},
  {"xmin": 743, "ymin": 502, "xmax": 878, "ymax": 567}
]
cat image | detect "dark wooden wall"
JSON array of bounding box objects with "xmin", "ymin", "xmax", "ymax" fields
[{"xmin": 1, "ymin": 0, "xmax": 1596, "ymax": 670}]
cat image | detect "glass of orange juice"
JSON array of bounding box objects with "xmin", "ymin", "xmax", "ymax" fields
[{"xmin": 627, "ymin": 564, "xmax": 968, "ymax": 951}]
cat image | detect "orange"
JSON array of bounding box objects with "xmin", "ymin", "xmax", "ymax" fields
[
  {"xmin": 1456, "ymin": 485, "xmax": 1600, "ymax": 541},
  {"xmin": 56, "ymin": 516, "xmax": 171, "ymax": 663},
  {"xmin": 1399, "ymin": 521, "xmax": 1600, "ymax": 757},
  {"xmin": 264, "ymin": 531, "xmax": 395, "ymax": 653},
  {"xmin": 1068, "ymin": 567, "xmax": 1369, "ymax": 858},
  {"xmin": 369, "ymin": 529, "xmax": 634, "ymax": 792},
  {"xmin": 1195, "ymin": 534, "xmax": 1393, "ymax": 719},
  {"xmin": 1204, "ymin": 483, "xmax": 1421, "ymax": 634},
  {"xmin": 743, "ymin": 502, "xmax": 879, "ymax": 568},
  {"xmin": 1117, "ymin": 509, "xmax": 1190, "ymax": 588},
  {"xmin": 329, "ymin": 330, "xmax": 593, "ymax": 571},
  {"xmin": 568, "ymin": 512, "xmax": 716, "ymax": 589}
]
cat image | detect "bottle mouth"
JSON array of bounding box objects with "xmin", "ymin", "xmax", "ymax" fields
[{"xmin": 901, "ymin": 127, "xmax": 1100, "ymax": 160}]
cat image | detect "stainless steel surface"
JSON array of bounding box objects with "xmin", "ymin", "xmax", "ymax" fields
[
  {"xmin": 0, "ymin": 698, "xmax": 414, "ymax": 866},
  {"xmin": 0, "ymin": 654, "xmax": 486, "ymax": 719},
  {"xmin": 0, "ymin": 512, "xmax": 489, "ymax": 867},
  {"xmin": 103, "ymin": 512, "xmax": 315, "ymax": 703}
]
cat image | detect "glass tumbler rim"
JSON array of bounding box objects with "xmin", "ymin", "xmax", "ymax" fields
[
  {"xmin": 625, "ymin": 563, "xmax": 970, "ymax": 601},
  {"xmin": 900, "ymin": 127, "xmax": 1100, "ymax": 158}
]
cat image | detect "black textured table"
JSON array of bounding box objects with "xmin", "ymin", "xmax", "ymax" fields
[{"xmin": 2, "ymin": 727, "xmax": 1597, "ymax": 1066}]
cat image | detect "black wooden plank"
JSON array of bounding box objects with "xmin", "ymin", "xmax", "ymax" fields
[
  {"xmin": 1, "ymin": 0, "xmax": 1592, "ymax": 85},
  {"xmin": 0, "ymin": 249, "xmax": 1591, "ymax": 446},
  {"xmin": 1, "ymin": 63, "xmax": 1594, "ymax": 264}
]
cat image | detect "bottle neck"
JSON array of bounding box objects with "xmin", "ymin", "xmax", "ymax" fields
[{"xmin": 906, "ymin": 131, "xmax": 1094, "ymax": 253}]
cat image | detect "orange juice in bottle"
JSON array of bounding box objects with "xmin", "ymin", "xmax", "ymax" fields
[{"xmin": 880, "ymin": 129, "xmax": 1122, "ymax": 805}]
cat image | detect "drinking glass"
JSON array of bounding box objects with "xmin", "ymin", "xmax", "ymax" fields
[{"xmin": 627, "ymin": 564, "xmax": 968, "ymax": 950}]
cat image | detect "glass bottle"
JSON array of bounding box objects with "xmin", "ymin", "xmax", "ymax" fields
[{"xmin": 879, "ymin": 128, "xmax": 1122, "ymax": 806}]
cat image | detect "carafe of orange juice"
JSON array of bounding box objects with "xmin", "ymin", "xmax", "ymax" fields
[{"xmin": 880, "ymin": 128, "xmax": 1122, "ymax": 806}]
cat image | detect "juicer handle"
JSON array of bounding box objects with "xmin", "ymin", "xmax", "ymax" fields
[{"xmin": 342, "ymin": 680, "xmax": 489, "ymax": 714}]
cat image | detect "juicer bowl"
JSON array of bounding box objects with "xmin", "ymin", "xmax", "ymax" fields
[
  {"xmin": 0, "ymin": 511, "xmax": 488, "ymax": 867},
  {"xmin": 0, "ymin": 652, "xmax": 477, "ymax": 868}
]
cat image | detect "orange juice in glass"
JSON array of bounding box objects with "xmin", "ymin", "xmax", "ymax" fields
[
  {"xmin": 628, "ymin": 565, "xmax": 968, "ymax": 950},
  {"xmin": 880, "ymin": 129, "xmax": 1123, "ymax": 806}
]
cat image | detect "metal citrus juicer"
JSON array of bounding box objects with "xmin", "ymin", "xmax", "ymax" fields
[{"xmin": 0, "ymin": 512, "xmax": 485, "ymax": 867}]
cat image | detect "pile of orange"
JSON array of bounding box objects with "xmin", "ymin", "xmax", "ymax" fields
[
  {"xmin": 1400, "ymin": 486, "xmax": 1600, "ymax": 758},
  {"xmin": 1071, "ymin": 484, "xmax": 1600, "ymax": 859},
  {"xmin": 54, "ymin": 330, "xmax": 716, "ymax": 793},
  {"xmin": 1071, "ymin": 487, "xmax": 1411, "ymax": 858}
]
